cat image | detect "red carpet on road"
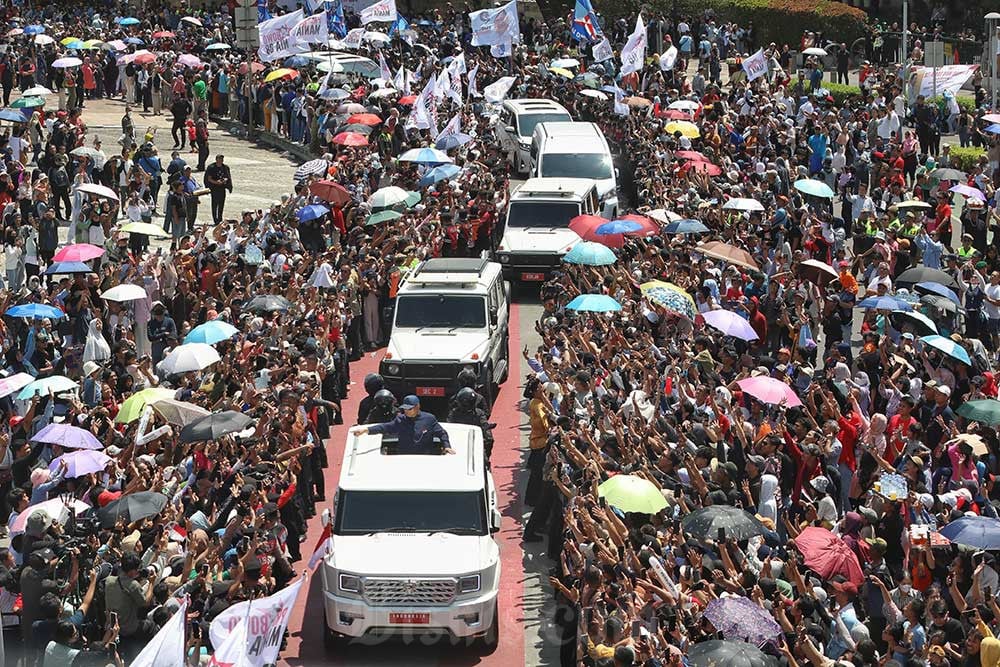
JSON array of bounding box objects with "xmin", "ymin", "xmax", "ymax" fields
[{"xmin": 282, "ymin": 305, "xmax": 526, "ymax": 667}]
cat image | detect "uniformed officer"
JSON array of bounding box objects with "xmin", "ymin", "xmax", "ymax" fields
[
  {"xmin": 364, "ymin": 389, "xmax": 397, "ymax": 424},
  {"xmin": 447, "ymin": 387, "xmax": 495, "ymax": 463},
  {"xmin": 356, "ymin": 373, "xmax": 384, "ymax": 424}
]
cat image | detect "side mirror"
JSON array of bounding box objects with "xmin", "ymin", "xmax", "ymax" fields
[
  {"xmin": 489, "ymin": 309, "xmax": 498, "ymax": 325},
  {"xmin": 504, "ymin": 125, "xmax": 516, "ymax": 134},
  {"xmin": 321, "ymin": 508, "xmax": 332, "ymax": 528},
  {"xmin": 490, "ymin": 509, "xmax": 502, "ymax": 533}
]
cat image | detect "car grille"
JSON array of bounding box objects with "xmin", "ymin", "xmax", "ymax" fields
[
  {"xmin": 503, "ymin": 253, "xmax": 562, "ymax": 269},
  {"xmin": 363, "ymin": 578, "xmax": 457, "ymax": 606},
  {"xmin": 402, "ymin": 363, "xmax": 458, "ymax": 380}
]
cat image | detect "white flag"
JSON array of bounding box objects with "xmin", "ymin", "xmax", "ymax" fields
[
  {"xmin": 258, "ymin": 10, "xmax": 309, "ymax": 63},
  {"xmin": 483, "ymin": 75, "xmax": 516, "ymax": 103},
  {"xmin": 317, "ymin": 72, "xmax": 330, "ymax": 98},
  {"xmin": 209, "ymin": 577, "xmax": 305, "ymax": 667},
  {"xmin": 393, "ymin": 65, "xmax": 410, "ymax": 94},
  {"xmin": 378, "ymin": 51, "xmax": 392, "ymax": 81},
  {"xmin": 446, "ymin": 61, "xmax": 463, "ymax": 104},
  {"xmin": 410, "ymin": 74, "xmax": 436, "ymax": 130},
  {"xmin": 467, "ymin": 64, "xmax": 480, "ymax": 98},
  {"xmin": 208, "ymin": 614, "xmax": 251, "ymax": 667},
  {"xmin": 592, "ymin": 37, "xmax": 613, "ymax": 63},
  {"xmin": 360, "ymin": 0, "xmax": 397, "ymax": 25},
  {"xmin": 619, "ymin": 14, "xmax": 646, "ymax": 75},
  {"xmin": 452, "ymin": 51, "xmax": 467, "ymax": 75},
  {"xmin": 438, "ymin": 114, "xmax": 462, "ymax": 142},
  {"xmin": 611, "ymin": 85, "xmax": 629, "ymax": 116},
  {"xmin": 490, "ymin": 40, "xmax": 513, "ymax": 58},
  {"xmin": 659, "ymin": 45, "xmax": 677, "ymax": 71},
  {"xmin": 290, "ymin": 10, "xmax": 329, "ymax": 45},
  {"xmin": 434, "ymin": 67, "xmax": 450, "ymax": 101},
  {"xmin": 741, "ymin": 47, "xmax": 768, "ymax": 82},
  {"xmin": 342, "ymin": 27, "xmax": 364, "ymax": 49},
  {"xmin": 469, "ymin": 0, "xmax": 520, "ymax": 47},
  {"xmin": 132, "ymin": 599, "xmax": 188, "ymax": 667}
]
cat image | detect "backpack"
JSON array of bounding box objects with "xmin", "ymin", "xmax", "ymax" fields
[
  {"xmin": 125, "ymin": 63, "xmax": 136, "ymax": 77},
  {"xmin": 49, "ymin": 166, "xmax": 68, "ymax": 188}
]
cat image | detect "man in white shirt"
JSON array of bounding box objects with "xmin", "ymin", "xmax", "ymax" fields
[{"xmin": 877, "ymin": 107, "xmax": 901, "ymax": 140}]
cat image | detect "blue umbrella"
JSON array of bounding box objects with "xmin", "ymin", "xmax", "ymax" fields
[
  {"xmin": 793, "ymin": 178, "xmax": 835, "ymax": 198},
  {"xmin": 856, "ymin": 296, "xmax": 913, "ymax": 312},
  {"xmin": 914, "ymin": 281, "xmax": 960, "ymax": 304},
  {"xmin": 663, "ymin": 219, "xmax": 709, "ymax": 235},
  {"xmin": 18, "ymin": 375, "xmax": 78, "ymax": 400},
  {"xmin": 565, "ymin": 294, "xmax": 622, "ymax": 313},
  {"xmin": 940, "ymin": 515, "xmax": 1000, "ymax": 549},
  {"xmin": 118, "ymin": 17, "xmax": 140, "ymax": 26},
  {"xmin": 297, "ymin": 204, "xmax": 329, "ymax": 222},
  {"xmin": 285, "ymin": 55, "xmax": 310, "ymax": 67},
  {"xmin": 399, "ymin": 147, "xmax": 452, "ymax": 164},
  {"xmin": 921, "ymin": 334, "xmax": 972, "ymax": 365},
  {"xmin": 5, "ymin": 303, "xmax": 64, "ymax": 319},
  {"xmin": 43, "ymin": 261, "xmax": 94, "ymax": 275},
  {"xmin": 986, "ymin": 124, "xmax": 1000, "ymax": 135},
  {"xmin": 563, "ymin": 242, "xmax": 617, "ymax": 266},
  {"xmin": 124, "ymin": 37, "xmax": 144, "ymax": 45},
  {"xmin": 320, "ymin": 88, "xmax": 351, "ymax": 101},
  {"xmin": 23, "ymin": 25, "xmax": 45, "ymax": 36},
  {"xmin": 595, "ymin": 219, "xmax": 643, "ymax": 235},
  {"xmin": 418, "ymin": 164, "xmax": 461, "ymax": 187},
  {"xmin": 185, "ymin": 320, "xmax": 240, "ymax": 345},
  {"xmin": 435, "ymin": 133, "xmax": 473, "ymax": 150},
  {"xmin": 0, "ymin": 109, "xmax": 27, "ymax": 123},
  {"xmin": 63, "ymin": 39, "xmax": 84, "ymax": 50}
]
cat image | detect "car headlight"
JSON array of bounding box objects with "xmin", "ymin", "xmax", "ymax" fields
[
  {"xmin": 458, "ymin": 574, "xmax": 480, "ymax": 594},
  {"xmin": 462, "ymin": 364, "xmax": 478, "ymax": 375},
  {"xmin": 386, "ymin": 363, "xmax": 401, "ymax": 376},
  {"xmin": 498, "ymin": 254, "xmax": 510, "ymax": 264},
  {"xmin": 339, "ymin": 573, "xmax": 362, "ymax": 594}
]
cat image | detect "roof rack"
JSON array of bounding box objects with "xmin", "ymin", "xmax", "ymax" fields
[
  {"xmin": 466, "ymin": 429, "xmax": 475, "ymax": 476},
  {"xmin": 347, "ymin": 431, "xmax": 360, "ymax": 475},
  {"xmin": 411, "ymin": 258, "xmax": 490, "ymax": 278}
]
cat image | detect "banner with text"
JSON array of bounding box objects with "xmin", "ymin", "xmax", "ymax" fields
[
  {"xmin": 209, "ymin": 578, "xmax": 304, "ymax": 667},
  {"xmin": 741, "ymin": 48, "xmax": 767, "ymax": 82},
  {"xmin": 258, "ymin": 10, "xmax": 308, "ymax": 62}
]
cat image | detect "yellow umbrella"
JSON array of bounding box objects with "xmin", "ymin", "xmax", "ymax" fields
[
  {"xmin": 548, "ymin": 66, "xmax": 574, "ymax": 79},
  {"xmin": 60, "ymin": 36, "xmax": 82, "ymax": 46},
  {"xmin": 640, "ymin": 280, "xmax": 696, "ymax": 308},
  {"xmin": 264, "ymin": 67, "xmax": 299, "ymax": 83},
  {"xmin": 82, "ymin": 39, "xmax": 104, "ymax": 49},
  {"xmin": 664, "ymin": 120, "xmax": 700, "ymax": 138}
]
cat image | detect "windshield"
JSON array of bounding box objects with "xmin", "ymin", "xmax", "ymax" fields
[
  {"xmin": 394, "ymin": 295, "xmax": 487, "ymax": 329},
  {"xmin": 506, "ymin": 201, "xmax": 581, "ymax": 228},
  {"xmin": 335, "ymin": 490, "xmax": 487, "ymax": 535},
  {"xmin": 540, "ymin": 153, "xmax": 614, "ymax": 180},
  {"xmin": 517, "ymin": 113, "xmax": 570, "ymax": 137}
]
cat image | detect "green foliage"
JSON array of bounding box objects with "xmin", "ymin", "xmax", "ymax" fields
[
  {"xmin": 927, "ymin": 95, "xmax": 977, "ymax": 115},
  {"xmin": 947, "ymin": 146, "xmax": 987, "ymax": 172},
  {"xmin": 824, "ymin": 82, "xmax": 863, "ymax": 105}
]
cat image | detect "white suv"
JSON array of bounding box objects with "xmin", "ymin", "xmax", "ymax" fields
[
  {"xmin": 319, "ymin": 424, "xmax": 501, "ymax": 650},
  {"xmin": 380, "ymin": 258, "xmax": 509, "ymax": 410}
]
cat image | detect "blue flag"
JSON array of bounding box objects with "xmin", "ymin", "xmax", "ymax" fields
[
  {"xmin": 389, "ymin": 15, "xmax": 410, "ymax": 37},
  {"xmin": 571, "ymin": 0, "xmax": 602, "ymax": 43},
  {"xmin": 325, "ymin": 0, "xmax": 347, "ymax": 37},
  {"xmin": 258, "ymin": 0, "xmax": 272, "ymax": 23}
]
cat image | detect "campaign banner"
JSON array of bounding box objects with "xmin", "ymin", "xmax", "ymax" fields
[
  {"xmin": 913, "ymin": 64, "xmax": 977, "ymax": 97},
  {"xmin": 290, "ymin": 10, "xmax": 329, "ymax": 45},
  {"xmin": 592, "ymin": 37, "xmax": 613, "ymax": 63},
  {"xmin": 659, "ymin": 45, "xmax": 678, "ymax": 71},
  {"xmin": 483, "ymin": 76, "xmax": 516, "ymax": 103},
  {"xmin": 469, "ymin": 0, "xmax": 519, "ymax": 47},
  {"xmin": 742, "ymin": 48, "xmax": 767, "ymax": 82},
  {"xmin": 209, "ymin": 577, "xmax": 305, "ymax": 667},
  {"xmin": 360, "ymin": 0, "xmax": 397, "ymax": 25},
  {"xmin": 342, "ymin": 27, "xmax": 365, "ymax": 49},
  {"xmin": 258, "ymin": 10, "xmax": 308, "ymax": 63},
  {"xmin": 619, "ymin": 14, "xmax": 646, "ymax": 75}
]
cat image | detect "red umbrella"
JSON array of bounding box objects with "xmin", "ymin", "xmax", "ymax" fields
[
  {"xmin": 346, "ymin": 113, "xmax": 381, "ymax": 126},
  {"xmin": 794, "ymin": 526, "xmax": 864, "ymax": 586},
  {"xmin": 309, "ymin": 180, "xmax": 351, "ymax": 206},
  {"xmin": 332, "ymin": 131, "xmax": 368, "ymax": 147},
  {"xmin": 134, "ymin": 53, "xmax": 157, "ymax": 65},
  {"xmin": 676, "ymin": 150, "xmax": 709, "ymax": 162},
  {"xmin": 398, "ymin": 95, "xmax": 416, "ymax": 105},
  {"xmin": 238, "ymin": 61, "xmax": 265, "ymax": 75},
  {"xmin": 656, "ymin": 109, "xmax": 693, "ymax": 120},
  {"xmin": 619, "ymin": 214, "xmax": 659, "ymax": 237},
  {"xmin": 568, "ymin": 214, "xmax": 623, "ymax": 249},
  {"xmin": 684, "ymin": 161, "xmax": 722, "ymax": 176},
  {"xmin": 152, "ymin": 31, "xmax": 175, "ymax": 39}
]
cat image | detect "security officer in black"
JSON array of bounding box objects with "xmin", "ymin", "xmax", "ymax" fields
[
  {"xmin": 364, "ymin": 389, "xmax": 397, "ymax": 424},
  {"xmin": 357, "ymin": 373, "xmax": 384, "ymax": 424},
  {"xmin": 448, "ymin": 387, "xmax": 495, "ymax": 463},
  {"xmin": 450, "ymin": 368, "xmax": 489, "ymax": 415}
]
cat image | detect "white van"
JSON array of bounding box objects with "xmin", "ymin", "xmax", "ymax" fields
[
  {"xmin": 496, "ymin": 99, "xmax": 571, "ymax": 175},
  {"xmin": 494, "ymin": 177, "xmax": 599, "ymax": 282},
  {"xmin": 529, "ymin": 121, "xmax": 618, "ymax": 218}
]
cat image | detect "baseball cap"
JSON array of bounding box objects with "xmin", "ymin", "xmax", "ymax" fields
[
  {"xmin": 401, "ymin": 395, "xmax": 420, "ymax": 409},
  {"xmin": 865, "ymin": 537, "xmax": 888, "ymax": 554},
  {"xmin": 748, "ymin": 455, "xmax": 766, "ymax": 469},
  {"xmin": 936, "ymin": 385, "xmax": 951, "ymax": 396}
]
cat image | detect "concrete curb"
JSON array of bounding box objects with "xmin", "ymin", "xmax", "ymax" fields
[{"xmin": 210, "ymin": 116, "xmax": 316, "ymax": 163}]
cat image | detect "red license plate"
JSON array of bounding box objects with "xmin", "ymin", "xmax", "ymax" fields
[
  {"xmin": 389, "ymin": 612, "xmax": 430, "ymax": 625},
  {"xmin": 416, "ymin": 386, "xmax": 445, "ymax": 397},
  {"xmin": 521, "ymin": 272, "xmax": 545, "ymax": 281}
]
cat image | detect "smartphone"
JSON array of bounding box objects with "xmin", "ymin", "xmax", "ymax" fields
[
  {"xmin": 631, "ymin": 620, "xmax": 642, "ymax": 639},
  {"xmin": 110, "ymin": 612, "xmax": 119, "ymax": 625},
  {"xmin": 717, "ymin": 527, "xmax": 726, "ymax": 543},
  {"xmin": 583, "ymin": 607, "xmax": 593, "ymax": 625}
]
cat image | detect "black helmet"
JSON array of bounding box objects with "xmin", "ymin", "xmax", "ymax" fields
[
  {"xmin": 373, "ymin": 389, "xmax": 395, "ymax": 407},
  {"xmin": 457, "ymin": 368, "xmax": 477, "ymax": 388},
  {"xmin": 363, "ymin": 373, "xmax": 384, "ymax": 395},
  {"xmin": 455, "ymin": 387, "xmax": 478, "ymax": 410}
]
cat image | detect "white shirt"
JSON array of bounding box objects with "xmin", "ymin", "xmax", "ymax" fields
[
  {"xmin": 4, "ymin": 245, "xmax": 22, "ymax": 271},
  {"xmin": 892, "ymin": 94, "xmax": 906, "ymax": 118},
  {"xmin": 986, "ymin": 283, "xmax": 1000, "ymax": 319},
  {"xmin": 9, "ymin": 136, "xmax": 28, "ymax": 163},
  {"xmin": 877, "ymin": 112, "xmax": 901, "ymax": 140}
]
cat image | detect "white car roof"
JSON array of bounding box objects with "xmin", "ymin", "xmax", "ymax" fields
[
  {"xmin": 513, "ymin": 177, "xmax": 596, "ymax": 200},
  {"xmin": 339, "ymin": 423, "xmax": 486, "ymax": 492},
  {"xmin": 504, "ymin": 98, "xmax": 569, "ymax": 114}
]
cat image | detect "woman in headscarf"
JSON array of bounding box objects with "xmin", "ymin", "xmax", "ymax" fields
[
  {"xmin": 837, "ymin": 511, "xmax": 872, "ymax": 565},
  {"xmin": 83, "ymin": 318, "xmax": 111, "ymax": 364},
  {"xmin": 756, "ymin": 473, "xmax": 779, "ymax": 524}
]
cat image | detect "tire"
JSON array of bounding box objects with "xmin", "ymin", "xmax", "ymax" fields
[
  {"xmin": 498, "ymin": 332, "xmax": 509, "ymax": 384},
  {"xmin": 481, "ymin": 365, "xmax": 495, "ymax": 412},
  {"xmin": 479, "ymin": 601, "xmax": 499, "ymax": 654}
]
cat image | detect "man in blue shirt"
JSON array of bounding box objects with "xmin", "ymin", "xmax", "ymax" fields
[{"xmin": 352, "ymin": 395, "xmax": 454, "ymax": 455}]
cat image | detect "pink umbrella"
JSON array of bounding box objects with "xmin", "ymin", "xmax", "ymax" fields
[
  {"xmin": 949, "ymin": 183, "xmax": 986, "ymax": 201},
  {"xmin": 53, "ymin": 243, "xmax": 105, "ymax": 262},
  {"xmin": 105, "ymin": 39, "xmax": 127, "ymax": 51},
  {"xmin": 177, "ymin": 54, "xmax": 203, "ymax": 68},
  {"xmin": 794, "ymin": 526, "xmax": 864, "ymax": 586},
  {"xmin": 736, "ymin": 376, "xmax": 803, "ymax": 407},
  {"xmin": 49, "ymin": 450, "xmax": 112, "ymax": 478},
  {"xmin": 0, "ymin": 372, "xmax": 34, "ymax": 399},
  {"xmin": 701, "ymin": 309, "xmax": 759, "ymax": 341},
  {"xmin": 10, "ymin": 497, "xmax": 90, "ymax": 533}
]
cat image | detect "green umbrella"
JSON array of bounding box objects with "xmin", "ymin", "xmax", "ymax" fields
[
  {"xmin": 365, "ymin": 210, "xmax": 402, "ymax": 226},
  {"xmin": 403, "ymin": 190, "xmax": 421, "ymax": 207},
  {"xmin": 11, "ymin": 96, "xmax": 44, "ymax": 108},
  {"xmin": 367, "ymin": 186, "xmax": 409, "ymax": 209},
  {"xmin": 116, "ymin": 387, "xmax": 176, "ymax": 424},
  {"xmin": 957, "ymin": 399, "xmax": 1000, "ymax": 426},
  {"xmin": 597, "ymin": 475, "xmax": 667, "ymax": 514}
]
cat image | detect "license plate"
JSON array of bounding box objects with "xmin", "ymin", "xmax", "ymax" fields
[
  {"xmin": 389, "ymin": 612, "xmax": 430, "ymax": 625},
  {"xmin": 521, "ymin": 272, "xmax": 545, "ymax": 281},
  {"xmin": 416, "ymin": 386, "xmax": 445, "ymax": 397}
]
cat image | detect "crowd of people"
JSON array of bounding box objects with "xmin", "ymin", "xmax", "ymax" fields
[{"xmin": 0, "ymin": 1, "xmax": 997, "ymax": 667}]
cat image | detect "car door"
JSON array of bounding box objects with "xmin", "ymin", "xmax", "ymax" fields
[{"xmin": 487, "ymin": 278, "xmax": 507, "ymax": 373}]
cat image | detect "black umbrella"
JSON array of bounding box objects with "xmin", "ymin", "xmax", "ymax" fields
[
  {"xmin": 98, "ymin": 491, "xmax": 168, "ymax": 527},
  {"xmin": 890, "ymin": 311, "xmax": 938, "ymax": 336},
  {"xmin": 896, "ymin": 267, "xmax": 960, "ymax": 290},
  {"xmin": 180, "ymin": 410, "xmax": 254, "ymax": 443},
  {"xmin": 245, "ymin": 295, "xmax": 293, "ymax": 313},
  {"xmin": 339, "ymin": 123, "xmax": 374, "ymax": 135},
  {"xmin": 688, "ymin": 640, "xmax": 778, "ymax": 667},
  {"xmin": 931, "ymin": 167, "xmax": 965, "ymax": 182},
  {"xmin": 920, "ymin": 294, "xmax": 963, "ymax": 315},
  {"xmin": 681, "ymin": 505, "xmax": 767, "ymax": 541}
]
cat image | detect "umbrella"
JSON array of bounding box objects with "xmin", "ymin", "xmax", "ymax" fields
[
  {"xmin": 698, "ymin": 241, "xmax": 759, "ymax": 270},
  {"xmin": 914, "ymin": 281, "xmax": 961, "ymax": 304},
  {"xmin": 5, "ymin": 303, "xmax": 64, "ymax": 319},
  {"xmin": 309, "ymin": 180, "xmax": 351, "ymax": 206},
  {"xmin": 984, "ymin": 114, "xmax": 1000, "ymax": 123},
  {"xmin": 796, "ymin": 259, "xmax": 838, "ymax": 285},
  {"xmin": 663, "ymin": 219, "xmax": 709, "ymax": 235},
  {"xmin": 722, "ymin": 198, "xmax": 765, "ymax": 212},
  {"xmin": 363, "ymin": 30, "xmax": 391, "ymax": 44},
  {"xmin": 152, "ymin": 31, "xmax": 176, "ymax": 39},
  {"xmin": 890, "ymin": 310, "xmax": 939, "ymax": 336},
  {"xmin": 940, "ymin": 515, "xmax": 1000, "ymax": 549},
  {"xmin": 595, "ymin": 219, "xmax": 643, "ymax": 235},
  {"xmin": 346, "ymin": 113, "xmax": 381, "ymax": 126},
  {"xmin": 702, "ymin": 310, "xmax": 759, "ymax": 341},
  {"xmin": 44, "ymin": 261, "xmax": 94, "ymax": 276},
  {"xmin": 922, "ymin": 334, "xmax": 972, "ymax": 365},
  {"xmin": 597, "ymin": 475, "xmax": 667, "ymax": 514},
  {"xmin": 53, "ymin": 243, "xmax": 104, "ymax": 262},
  {"xmin": 10, "ymin": 498, "xmax": 90, "ymax": 534},
  {"xmin": 794, "ymin": 178, "xmax": 835, "ymax": 198},
  {"xmin": 676, "ymin": 150, "xmax": 708, "ymax": 161},
  {"xmin": 205, "ymin": 43, "xmax": 231, "ymax": 51},
  {"xmin": 77, "ymin": 183, "xmax": 119, "ymax": 201},
  {"xmin": 297, "ymin": 203, "xmax": 329, "ymax": 222},
  {"xmin": 294, "ymin": 158, "xmax": 328, "ymax": 180},
  {"xmin": 803, "ymin": 46, "xmax": 828, "ymax": 56},
  {"xmin": 579, "ymin": 89, "xmax": 607, "ymax": 100},
  {"xmin": 100, "ymin": 284, "xmax": 148, "ymax": 302},
  {"xmin": 118, "ymin": 16, "xmax": 140, "ymax": 25},
  {"xmin": 18, "ymin": 375, "xmax": 78, "ymax": 399},
  {"xmin": 368, "ymin": 186, "xmax": 410, "ymax": 208},
  {"xmin": 0, "ymin": 109, "xmax": 27, "ymax": 123},
  {"xmin": 104, "ymin": 40, "xmax": 127, "ymax": 51},
  {"xmin": 63, "ymin": 39, "xmax": 85, "ymax": 50},
  {"xmin": 264, "ymin": 67, "xmax": 298, "ymax": 83},
  {"xmin": 179, "ymin": 410, "xmax": 255, "ymax": 443},
  {"xmin": 950, "ymin": 183, "xmax": 986, "ymax": 200},
  {"xmin": 418, "ymin": 164, "xmax": 462, "ymax": 187},
  {"xmin": 642, "ymin": 282, "xmax": 697, "ymax": 320},
  {"xmin": 703, "ymin": 597, "xmax": 783, "ymax": 644},
  {"xmin": 285, "ymin": 55, "xmax": 310, "ymax": 67},
  {"xmin": 956, "ymin": 399, "xmax": 1000, "ymax": 426},
  {"xmin": 22, "ymin": 86, "xmax": 52, "ymax": 96},
  {"xmin": 399, "ymin": 147, "xmax": 453, "ymax": 164},
  {"xmin": 49, "ymin": 450, "xmax": 112, "ymax": 478},
  {"xmin": 565, "ymin": 294, "xmax": 622, "ymax": 313},
  {"xmin": 397, "ymin": 94, "xmax": 417, "ymax": 105},
  {"xmin": 82, "ymin": 40, "xmax": 104, "ymax": 49},
  {"xmin": 118, "ymin": 222, "xmax": 170, "ymax": 238},
  {"xmin": 150, "ymin": 398, "xmax": 211, "ymax": 427},
  {"xmin": 857, "ymin": 295, "xmax": 913, "ymax": 312},
  {"xmin": 52, "ymin": 57, "xmax": 83, "ymax": 68},
  {"xmin": 548, "ymin": 67, "xmax": 574, "ymax": 79},
  {"xmin": 551, "ymin": 57, "xmax": 580, "ymax": 68},
  {"xmin": 338, "ymin": 123, "xmax": 374, "ymax": 135},
  {"xmin": 794, "ymin": 526, "xmax": 864, "ymax": 585},
  {"xmin": 159, "ymin": 343, "xmax": 221, "ymax": 375},
  {"xmin": 177, "ymin": 54, "xmax": 203, "ymax": 68},
  {"xmin": 33, "ymin": 423, "xmax": 103, "ymax": 450},
  {"xmin": 685, "ymin": 161, "xmax": 723, "ymax": 176},
  {"xmin": 663, "ymin": 120, "xmax": 700, "ymax": 138},
  {"xmin": 245, "ymin": 295, "xmax": 293, "ymax": 313},
  {"xmin": 435, "ymin": 133, "xmax": 473, "ymax": 150},
  {"xmin": 185, "ymin": 320, "xmax": 239, "ymax": 345},
  {"xmin": 682, "ymin": 505, "xmax": 768, "ymax": 541},
  {"xmin": 180, "ymin": 16, "xmax": 203, "ymax": 26},
  {"xmin": 688, "ymin": 641, "xmax": 777, "ymax": 667},
  {"xmin": 931, "ymin": 167, "xmax": 966, "ymax": 181},
  {"xmin": 736, "ymin": 376, "xmax": 803, "ymax": 407},
  {"xmin": 238, "ymin": 61, "xmax": 266, "ymax": 75},
  {"xmin": 33, "ymin": 34, "xmax": 55, "ymax": 46},
  {"xmin": 568, "ymin": 214, "xmax": 622, "ymax": 248},
  {"xmin": 332, "ymin": 131, "xmax": 368, "ymax": 146},
  {"xmin": 0, "ymin": 372, "xmax": 34, "ymax": 399},
  {"xmin": 896, "ymin": 267, "xmax": 960, "ymax": 290},
  {"xmin": 11, "ymin": 96, "xmax": 44, "ymax": 108},
  {"xmin": 368, "ymin": 87, "xmax": 399, "ymax": 99},
  {"xmin": 659, "ymin": 108, "xmax": 695, "ymax": 120},
  {"xmin": 124, "ymin": 37, "xmax": 144, "ymax": 45},
  {"xmin": 895, "ymin": 199, "xmax": 933, "ymax": 210},
  {"xmin": 6, "ymin": 29, "xmax": 21, "ymax": 37},
  {"xmin": 365, "ymin": 210, "xmax": 402, "ymax": 226},
  {"xmin": 24, "ymin": 24, "xmax": 46, "ymax": 35},
  {"xmin": 921, "ymin": 294, "xmax": 963, "ymax": 315},
  {"xmin": 336, "ymin": 103, "xmax": 368, "ymax": 114},
  {"xmin": 562, "ymin": 242, "xmax": 616, "ymax": 266},
  {"xmin": 98, "ymin": 491, "xmax": 168, "ymax": 527},
  {"xmin": 116, "ymin": 387, "xmax": 177, "ymax": 424},
  {"xmin": 70, "ymin": 146, "xmax": 104, "ymax": 160}
]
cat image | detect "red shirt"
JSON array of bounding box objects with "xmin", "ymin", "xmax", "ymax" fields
[{"xmin": 886, "ymin": 414, "xmax": 916, "ymax": 460}]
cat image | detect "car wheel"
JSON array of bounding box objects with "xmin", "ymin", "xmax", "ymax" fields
[
  {"xmin": 498, "ymin": 332, "xmax": 509, "ymax": 384},
  {"xmin": 479, "ymin": 601, "xmax": 499, "ymax": 654},
  {"xmin": 482, "ymin": 365, "xmax": 495, "ymax": 412}
]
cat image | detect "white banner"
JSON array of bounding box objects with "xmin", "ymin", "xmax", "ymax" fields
[
  {"xmin": 132, "ymin": 600, "xmax": 188, "ymax": 667},
  {"xmin": 659, "ymin": 45, "xmax": 677, "ymax": 71},
  {"xmin": 360, "ymin": 0, "xmax": 396, "ymax": 25},
  {"xmin": 438, "ymin": 114, "xmax": 462, "ymax": 142},
  {"xmin": 914, "ymin": 64, "xmax": 978, "ymax": 97},
  {"xmin": 393, "ymin": 65, "xmax": 410, "ymax": 94},
  {"xmin": 209, "ymin": 612, "xmax": 252, "ymax": 667},
  {"xmin": 378, "ymin": 51, "xmax": 392, "ymax": 81},
  {"xmin": 452, "ymin": 51, "xmax": 467, "ymax": 75},
  {"xmin": 290, "ymin": 10, "xmax": 330, "ymax": 45},
  {"xmin": 209, "ymin": 578, "xmax": 305, "ymax": 667},
  {"xmin": 490, "ymin": 41, "xmax": 513, "ymax": 58},
  {"xmin": 619, "ymin": 14, "xmax": 646, "ymax": 76},
  {"xmin": 741, "ymin": 48, "xmax": 767, "ymax": 82},
  {"xmin": 410, "ymin": 74, "xmax": 436, "ymax": 130},
  {"xmin": 592, "ymin": 37, "xmax": 613, "ymax": 63},
  {"xmin": 342, "ymin": 27, "xmax": 364, "ymax": 49},
  {"xmin": 467, "ymin": 64, "xmax": 480, "ymax": 98},
  {"xmin": 258, "ymin": 10, "xmax": 309, "ymax": 63},
  {"xmin": 434, "ymin": 67, "xmax": 450, "ymax": 101},
  {"xmin": 483, "ymin": 75, "xmax": 517, "ymax": 103},
  {"xmin": 613, "ymin": 86, "xmax": 629, "ymax": 116},
  {"xmin": 469, "ymin": 0, "xmax": 520, "ymax": 47}
]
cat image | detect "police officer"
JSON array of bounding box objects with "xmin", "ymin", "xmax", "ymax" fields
[
  {"xmin": 364, "ymin": 389, "xmax": 397, "ymax": 424},
  {"xmin": 357, "ymin": 373, "xmax": 384, "ymax": 424},
  {"xmin": 352, "ymin": 395, "xmax": 454, "ymax": 454},
  {"xmin": 451, "ymin": 368, "xmax": 489, "ymax": 416},
  {"xmin": 447, "ymin": 387, "xmax": 495, "ymax": 462}
]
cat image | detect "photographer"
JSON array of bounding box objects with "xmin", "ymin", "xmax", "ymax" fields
[{"xmin": 103, "ymin": 552, "xmax": 155, "ymax": 654}]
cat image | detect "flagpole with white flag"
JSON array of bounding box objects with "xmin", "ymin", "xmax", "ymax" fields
[
  {"xmin": 131, "ymin": 599, "xmax": 188, "ymax": 667},
  {"xmin": 619, "ymin": 13, "xmax": 647, "ymax": 77}
]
